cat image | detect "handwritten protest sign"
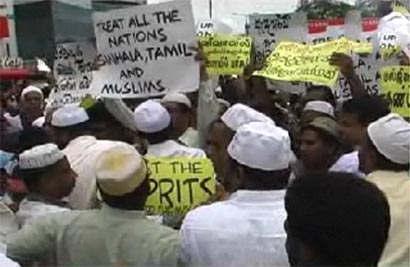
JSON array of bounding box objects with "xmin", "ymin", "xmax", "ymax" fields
[
  {"xmin": 196, "ymin": 20, "xmax": 214, "ymax": 36},
  {"xmin": 248, "ymin": 13, "xmax": 307, "ymax": 63},
  {"xmin": 49, "ymin": 41, "xmax": 96, "ymax": 106},
  {"xmin": 0, "ymin": 57, "xmax": 23, "ymax": 68},
  {"xmin": 145, "ymin": 157, "xmax": 216, "ymax": 215},
  {"xmin": 380, "ymin": 66, "xmax": 410, "ymax": 117},
  {"xmin": 255, "ymin": 38, "xmax": 351, "ymax": 87},
  {"xmin": 92, "ymin": 0, "xmax": 199, "ymax": 98},
  {"xmin": 199, "ymin": 34, "xmax": 251, "ymax": 75}
]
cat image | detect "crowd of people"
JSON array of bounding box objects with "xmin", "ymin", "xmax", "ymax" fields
[{"xmin": 0, "ymin": 1, "xmax": 410, "ymax": 267}]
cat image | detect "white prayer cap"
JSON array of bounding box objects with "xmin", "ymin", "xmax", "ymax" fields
[
  {"xmin": 19, "ymin": 143, "xmax": 65, "ymax": 170},
  {"xmin": 36, "ymin": 58, "xmax": 51, "ymax": 73},
  {"xmin": 304, "ymin": 100, "xmax": 335, "ymax": 117},
  {"xmin": 21, "ymin": 85, "xmax": 43, "ymax": 99},
  {"xmin": 103, "ymin": 98, "xmax": 137, "ymax": 131},
  {"xmin": 95, "ymin": 142, "xmax": 147, "ymax": 196},
  {"xmin": 221, "ymin": 103, "xmax": 275, "ymax": 131},
  {"xmin": 134, "ymin": 100, "xmax": 171, "ymax": 133},
  {"xmin": 161, "ymin": 93, "xmax": 192, "ymax": 108},
  {"xmin": 367, "ymin": 113, "xmax": 410, "ymax": 164},
  {"xmin": 227, "ymin": 122, "xmax": 291, "ymax": 171},
  {"xmin": 51, "ymin": 105, "xmax": 89, "ymax": 127},
  {"xmin": 31, "ymin": 116, "xmax": 45, "ymax": 128}
]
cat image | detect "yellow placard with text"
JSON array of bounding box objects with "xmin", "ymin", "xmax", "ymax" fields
[
  {"xmin": 380, "ymin": 66, "xmax": 410, "ymax": 118},
  {"xmin": 199, "ymin": 34, "xmax": 252, "ymax": 75},
  {"xmin": 255, "ymin": 38, "xmax": 351, "ymax": 87},
  {"xmin": 145, "ymin": 157, "xmax": 216, "ymax": 215}
]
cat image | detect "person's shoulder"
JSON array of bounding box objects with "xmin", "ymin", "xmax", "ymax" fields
[{"xmin": 182, "ymin": 201, "xmax": 235, "ymax": 228}]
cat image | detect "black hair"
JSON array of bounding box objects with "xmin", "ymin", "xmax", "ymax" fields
[
  {"xmin": 342, "ymin": 95, "xmax": 390, "ymax": 126},
  {"xmin": 301, "ymin": 124, "xmax": 340, "ymax": 148},
  {"xmin": 98, "ymin": 177, "xmax": 150, "ymax": 210},
  {"xmin": 19, "ymin": 126, "xmax": 51, "ymax": 152},
  {"xmin": 306, "ymin": 85, "xmax": 336, "ymax": 108},
  {"xmin": 86, "ymin": 101, "xmax": 120, "ymax": 126},
  {"xmin": 17, "ymin": 166, "xmax": 49, "ymax": 192},
  {"xmin": 367, "ymin": 136, "xmax": 410, "ymax": 172},
  {"xmin": 141, "ymin": 126, "xmax": 171, "ymax": 145},
  {"xmin": 285, "ymin": 172, "xmax": 390, "ymax": 267}
]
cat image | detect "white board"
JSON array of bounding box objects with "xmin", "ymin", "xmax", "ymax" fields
[{"xmin": 92, "ymin": 0, "xmax": 199, "ymax": 98}]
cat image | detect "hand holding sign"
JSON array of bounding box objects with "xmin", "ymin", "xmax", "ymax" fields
[{"xmin": 329, "ymin": 52, "xmax": 355, "ymax": 78}]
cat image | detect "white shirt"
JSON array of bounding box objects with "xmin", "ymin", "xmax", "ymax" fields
[
  {"xmin": 64, "ymin": 136, "xmax": 130, "ymax": 210},
  {"xmin": 147, "ymin": 140, "xmax": 206, "ymax": 158},
  {"xmin": 179, "ymin": 127, "xmax": 200, "ymax": 148},
  {"xmin": 329, "ymin": 151, "xmax": 364, "ymax": 178},
  {"xmin": 0, "ymin": 201, "xmax": 18, "ymax": 244},
  {"xmin": 180, "ymin": 190, "xmax": 289, "ymax": 267},
  {"xmin": 16, "ymin": 199, "xmax": 69, "ymax": 228}
]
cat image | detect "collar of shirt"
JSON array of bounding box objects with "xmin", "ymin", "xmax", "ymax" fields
[
  {"xmin": 367, "ymin": 170, "xmax": 410, "ymax": 189},
  {"xmin": 228, "ymin": 190, "xmax": 286, "ymax": 205},
  {"xmin": 100, "ymin": 204, "xmax": 146, "ymax": 220}
]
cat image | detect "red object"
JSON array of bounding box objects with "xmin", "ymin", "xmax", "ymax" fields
[
  {"xmin": 308, "ymin": 19, "xmax": 328, "ymax": 34},
  {"xmin": 0, "ymin": 16, "xmax": 9, "ymax": 38},
  {"xmin": 0, "ymin": 68, "xmax": 33, "ymax": 80},
  {"xmin": 327, "ymin": 18, "xmax": 345, "ymax": 26},
  {"xmin": 362, "ymin": 17, "xmax": 379, "ymax": 32}
]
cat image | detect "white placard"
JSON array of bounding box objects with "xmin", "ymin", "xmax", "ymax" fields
[
  {"xmin": 49, "ymin": 41, "xmax": 96, "ymax": 106},
  {"xmin": 92, "ymin": 0, "xmax": 199, "ymax": 98},
  {"xmin": 248, "ymin": 12, "xmax": 307, "ymax": 63}
]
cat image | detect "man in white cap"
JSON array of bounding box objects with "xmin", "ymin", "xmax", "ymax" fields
[
  {"xmin": 134, "ymin": 100, "xmax": 206, "ymax": 158},
  {"xmin": 359, "ymin": 113, "xmax": 410, "ymax": 267},
  {"xmin": 7, "ymin": 142, "xmax": 179, "ymax": 267},
  {"xmin": 4, "ymin": 86, "xmax": 44, "ymax": 131},
  {"xmin": 301, "ymin": 100, "xmax": 335, "ymax": 124},
  {"xmin": 180, "ymin": 121, "xmax": 291, "ymax": 267},
  {"xmin": 16, "ymin": 143, "xmax": 76, "ymax": 227},
  {"xmin": 206, "ymin": 103, "xmax": 276, "ymax": 191},
  {"xmin": 161, "ymin": 93, "xmax": 199, "ymax": 148}
]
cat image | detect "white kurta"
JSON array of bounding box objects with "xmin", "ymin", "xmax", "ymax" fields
[
  {"xmin": 329, "ymin": 151, "xmax": 364, "ymax": 178},
  {"xmin": 180, "ymin": 190, "xmax": 289, "ymax": 267},
  {"xmin": 147, "ymin": 140, "xmax": 206, "ymax": 158},
  {"xmin": 64, "ymin": 136, "xmax": 130, "ymax": 210},
  {"xmin": 16, "ymin": 199, "xmax": 69, "ymax": 228}
]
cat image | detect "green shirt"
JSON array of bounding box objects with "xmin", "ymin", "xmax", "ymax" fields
[{"xmin": 7, "ymin": 204, "xmax": 180, "ymax": 267}]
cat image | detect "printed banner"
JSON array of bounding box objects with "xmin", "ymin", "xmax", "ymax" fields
[
  {"xmin": 92, "ymin": 0, "xmax": 199, "ymax": 98},
  {"xmin": 255, "ymin": 38, "xmax": 351, "ymax": 87},
  {"xmin": 380, "ymin": 66, "xmax": 410, "ymax": 118},
  {"xmin": 49, "ymin": 41, "xmax": 96, "ymax": 106},
  {"xmin": 0, "ymin": 57, "xmax": 22, "ymax": 68},
  {"xmin": 145, "ymin": 157, "xmax": 216, "ymax": 215},
  {"xmin": 199, "ymin": 34, "xmax": 252, "ymax": 75}
]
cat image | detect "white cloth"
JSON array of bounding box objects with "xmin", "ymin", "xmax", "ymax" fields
[
  {"xmin": 64, "ymin": 136, "xmax": 128, "ymax": 210},
  {"xmin": 221, "ymin": 103, "xmax": 274, "ymax": 131},
  {"xmin": 3, "ymin": 113, "xmax": 22, "ymax": 132},
  {"xmin": 228, "ymin": 122, "xmax": 291, "ymax": 171},
  {"xmin": 19, "ymin": 143, "xmax": 64, "ymax": 170},
  {"xmin": 0, "ymin": 201, "xmax": 18, "ymax": 244},
  {"xmin": 378, "ymin": 12, "xmax": 410, "ymax": 57},
  {"xmin": 161, "ymin": 93, "xmax": 192, "ymax": 108},
  {"xmin": 21, "ymin": 86, "xmax": 43, "ymax": 100},
  {"xmin": 147, "ymin": 140, "xmax": 206, "ymax": 158},
  {"xmin": 368, "ymin": 113, "xmax": 410, "ymax": 165},
  {"xmin": 31, "ymin": 116, "xmax": 45, "ymax": 128},
  {"xmin": 329, "ymin": 151, "xmax": 365, "ymax": 178},
  {"xmin": 95, "ymin": 142, "xmax": 147, "ymax": 197},
  {"xmin": 179, "ymin": 127, "xmax": 200, "ymax": 148},
  {"xmin": 16, "ymin": 199, "xmax": 69, "ymax": 228},
  {"xmin": 303, "ymin": 100, "xmax": 334, "ymax": 117},
  {"xmin": 0, "ymin": 252, "xmax": 20, "ymax": 267},
  {"xmin": 134, "ymin": 100, "xmax": 171, "ymax": 133},
  {"xmin": 180, "ymin": 190, "xmax": 289, "ymax": 267},
  {"xmin": 51, "ymin": 105, "xmax": 89, "ymax": 127}
]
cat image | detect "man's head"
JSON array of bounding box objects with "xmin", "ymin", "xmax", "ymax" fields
[
  {"xmin": 95, "ymin": 142, "xmax": 149, "ymax": 210},
  {"xmin": 19, "ymin": 126, "xmax": 51, "ymax": 152},
  {"xmin": 339, "ymin": 95, "xmax": 390, "ymax": 147},
  {"xmin": 86, "ymin": 100, "xmax": 136, "ymax": 144},
  {"xmin": 300, "ymin": 117, "xmax": 341, "ymax": 171},
  {"xmin": 224, "ymin": 121, "xmax": 291, "ymax": 192},
  {"xmin": 134, "ymin": 100, "xmax": 172, "ymax": 145},
  {"xmin": 359, "ymin": 113, "xmax": 410, "ymax": 174},
  {"xmin": 161, "ymin": 93, "xmax": 192, "ymax": 139},
  {"xmin": 19, "ymin": 86, "xmax": 44, "ymax": 127},
  {"xmin": 51, "ymin": 105, "xmax": 91, "ymax": 149},
  {"xmin": 301, "ymin": 100, "xmax": 335, "ymax": 125},
  {"xmin": 18, "ymin": 143, "xmax": 77, "ymax": 199},
  {"xmin": 285, "ymin": 172, "xmax": 390, "ymax": 267},
  {"xmin": 302, "ymin": 86, "xmax": 336, "ymax": 110},
  {"xmin": 221, "ymin": 103, "xmax": 274, "ymax": 132}
]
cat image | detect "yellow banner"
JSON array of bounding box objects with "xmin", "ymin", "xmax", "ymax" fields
[
  {"xmin": 350, "ymin": 40, "xmax": 373, "ymax": 54},
  {"xmin": 200, "ymin": 34, "xmax": 252, "ymax": 75},
  {"xmin": 380, "ymin": 66, "xmax": 410, "ymax": 118},
  {"xmin": 255, "ymin": 38, "xmax": 351, "ymax": 87},
  {"xmin": 145, "ymin": 157, "xmax": 216, "ymax": 215}
]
